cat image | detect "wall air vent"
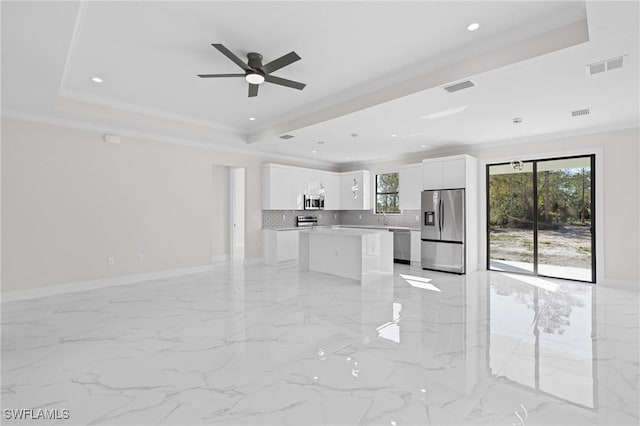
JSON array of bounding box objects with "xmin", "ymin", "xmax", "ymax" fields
[
  {"xmin": 443, "ymin": 79, "xmax": 476, "ymax": 93},
  {"xmin": 571, "ymin": 108, "xmax": 590, "ymax": 117},
  {"xmin": 586, "ymin": 55, "xmax": 626, "ymax": 76},
  {"xmin": 279, "ymin": 134, "xmax": 295, "ymax": 140}
]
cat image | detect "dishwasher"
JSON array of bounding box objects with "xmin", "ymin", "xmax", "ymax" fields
[{"xmin": 390, "ymin": 228, "xmax": 411, "ymax": 264}]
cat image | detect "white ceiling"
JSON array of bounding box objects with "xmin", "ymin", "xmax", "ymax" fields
[{"xmin": 2, "ymin": 1, "xmax": 638, "ymax": 165}]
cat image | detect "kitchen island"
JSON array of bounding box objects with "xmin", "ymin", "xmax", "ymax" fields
[{"xmin": 299, "ymin": 227, "xmax": 393, "ymax": 283}]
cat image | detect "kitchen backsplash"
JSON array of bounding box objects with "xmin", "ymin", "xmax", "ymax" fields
[
  {"xmin": 339, "ymin": 210, "xmax": 421, "ymax": 228},
  {"xmin": 263, "ymin": 210, "xmax": 341, "ymax": 229},
  {"xmin": 263, "ymin": 210, "xmax": 421, "ymax": 229}
]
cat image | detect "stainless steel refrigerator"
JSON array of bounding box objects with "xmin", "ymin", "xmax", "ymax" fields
[{"xmin": 421, "ymin": 189, "xmax": 465, "ymax": 274}]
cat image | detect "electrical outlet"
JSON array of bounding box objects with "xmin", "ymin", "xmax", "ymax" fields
[
  {"xmin": 416, "ymin": 214, "xmax": 419, "ymax": 221},
  {"xmin": 334, "ymin": 214, "xmax": 337, "ymax": 219},
  {"xmin": 359, "ymin": 214, "xmax": 362, "ymax": 220},
  {"xmin": 282, "ymin": 214, "xmax": 286, "ymax": 220},
  {"xmin": 137, "ymin": 254, "xmax": 144, "ymax": 261},
  {"xmin": 108, "ymin": 257, "xmax": 114, "ymax": 265}
]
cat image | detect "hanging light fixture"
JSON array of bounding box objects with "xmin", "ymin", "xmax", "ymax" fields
[
  {"xmin": 510, "ymin": 159, "xmax": 525, "ymax": 171},
  {"xmin": 510, "ymin": 117, "xmax": 525, "ymax": 171}
]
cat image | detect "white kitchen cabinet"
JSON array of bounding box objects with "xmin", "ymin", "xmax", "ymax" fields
[
  {"xmin": 263, "ymin": 229, "xmax": 300, "ymax": 265},
  {"xmin": 442, "ymin": 158, "xmax": 466, "ymax": 188},
  {"xmin": 410, "ymin": 230, "xmax": 421, "ymax": 264},
  {"xmin": 320, "ymin": 172, "xmax": 340, "ymax": 210},
  {"xmin": 423, "ymin": 155, "xmax": 467, "ymax": 190},
  {"xmin": 262, "ymin": 164, "xmax": 294, "ymax": 210},
  {"xmin": 422, "ymin": 161, "xmax": 444, "ymax": 191},
  {"xmin": 263, "ymin": 164, "xmax": 371, "ymax": 211},
  {"xmin": 340, "ymin": 170, "xmax": 370, "ymax": 210},
  {"xmin": 399, "ymin": 164, "xmax": 423, "ymax": 210}
]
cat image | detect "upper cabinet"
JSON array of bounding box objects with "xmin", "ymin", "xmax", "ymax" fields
[
  {"xmin": 320, "ymin": 171, "xmax": 340, "ymax": 211},
  {"xmin": 262, "ymin": 164, "xmax": 370, "ymax": 210},
  {"xmin": 399, "ymin": 164, "xmax": 423, "ymax": 210},
  {"xmin": 340, "ymin": 170, "xmax": 371, "ymax": 210},
  {"xmin": 262, "ymin": 164, "xmax": 294, "ymax": 210},
  {"xmin": 423, "ymin": 155, "xmax": 471, "ymax": 190}
]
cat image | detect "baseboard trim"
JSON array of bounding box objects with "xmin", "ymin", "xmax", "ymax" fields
[
  {"xmin": 598, "ymin": 278, "xmax": 638, "ymax": 291},
  {"xmin": 1, "ymin": 264, "xmax": 214, "ymax": 303},
  {"xmin": 212, "ymin": 254, "xmax": 229, "ymax": 263}
]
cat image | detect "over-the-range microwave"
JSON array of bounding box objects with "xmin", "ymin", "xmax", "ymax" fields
[{"xmin": 304, "ymin": 195, "xmax": 324, "ymax": 210}]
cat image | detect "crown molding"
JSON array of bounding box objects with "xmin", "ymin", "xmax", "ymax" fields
[
  {"xmin": 339, "ymin": 121, "xmax": 639, "ymax": 171},
  {"xmin": 58, "ymin": 88, "xmax": 240, "ymax": 135},
  {"xmin": 56, "ymin": 1, "xmax": 240, "ymax": 135},
  {"xmin": 0, "ymin": 109, "xmax": 338, "ymax": 169}
]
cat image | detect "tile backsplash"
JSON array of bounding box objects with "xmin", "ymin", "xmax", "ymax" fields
[
  {"xmin": 262, "ymin": 209, "xmax": 421, "ymax": 229},
  {"xmin": 262, "ymin": 210, "xmax": 341, "ymax": 229},
  {"xmin": 339, "ymin": 210, "xmax": 421, "ymax": 228}
]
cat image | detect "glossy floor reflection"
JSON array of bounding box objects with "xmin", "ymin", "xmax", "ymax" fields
[{"xmin": 2, "ymin": 263, "xmax": 638, "ymax": 425}]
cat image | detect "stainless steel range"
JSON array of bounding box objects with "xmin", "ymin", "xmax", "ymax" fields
[{"xmin": 296, "ymin": 215, "xmax": 318, "ymax": 228}]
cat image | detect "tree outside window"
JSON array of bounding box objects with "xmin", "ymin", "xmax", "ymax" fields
[{"xmin": 376, "ymin": 173, "xmax": 400, "ymax": 213}]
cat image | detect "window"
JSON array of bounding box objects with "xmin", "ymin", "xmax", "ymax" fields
[
  {"xmin": 376, "ymin": 173, "xmax": 400, "ymax": 213},
  {"xmin": 487, "ymin": 154, "xmax": 595, "ymax": 283}
]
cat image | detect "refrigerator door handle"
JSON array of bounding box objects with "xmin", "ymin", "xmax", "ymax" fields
[{"xmin": 440, "ymin": 199, "xmax": 444, "ymax": 230}]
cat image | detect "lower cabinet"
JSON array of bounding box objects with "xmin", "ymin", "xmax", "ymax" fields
[
  {"xmin": 410, "ymin": 231, "xmax": 421, "ymax": 264},
  {"xmin": 263, "ymin": 229, "xmax": 300, "ymax": 265}
]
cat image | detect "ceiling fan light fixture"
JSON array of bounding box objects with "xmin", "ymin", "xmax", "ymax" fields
[{"xmin": 245, "ymin": 72, "xmax": 265, "ymax": 85}]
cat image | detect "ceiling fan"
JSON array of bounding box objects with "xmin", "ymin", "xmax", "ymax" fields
[{"xmin": 198, "ymin": 44, "xmax": 306, "ymax": 98}]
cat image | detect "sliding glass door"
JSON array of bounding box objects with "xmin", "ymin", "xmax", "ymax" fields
[{"xmin": 488, "ymin": 155, "xmax": 595, "ymax": 283}]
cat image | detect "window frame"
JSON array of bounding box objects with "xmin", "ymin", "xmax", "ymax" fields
[{"xmin": 375, "ymin": 172, "xmax": 401, "ymax": 214}]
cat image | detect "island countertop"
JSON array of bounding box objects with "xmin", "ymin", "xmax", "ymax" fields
[
  {"xmin": 299, "ymin": 227, "xmax": 389, "ymax": 236},
  {"xmin": 299, "ymin": 226, "xmax": 393, "ymax": 283}
]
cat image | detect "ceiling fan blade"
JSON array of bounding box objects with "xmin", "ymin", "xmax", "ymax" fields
[
  {"xmin": 264, "ymin": 74, "xmax": 306, "ymax": 90},
  {"xmin": 212, "ymin": 43, "xmax": 250, "ymax": 71},
  {"xmin": 248, "ymin": 83, "xmax": 259, "ymax": 97},
  {"xmin": 197, "ymin": 73, "xmax": 245, "ymax": 78},
  {"xmin": 262, "ymin": 51, "xmax": 301, "ymax": 74}
]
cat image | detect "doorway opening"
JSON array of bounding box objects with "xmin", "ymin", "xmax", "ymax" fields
[
  {"xmin": 230, "ymin": 168, "xmax": 245, "ymax": 261},
  {"xmin": 487, "ymin": 155, "xmax": 595, "ymax": 283}
]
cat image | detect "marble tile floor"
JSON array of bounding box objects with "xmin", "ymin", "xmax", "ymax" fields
[{"xmin": 1, "ymin": 262, "xmax": 638, "ymax": 425}]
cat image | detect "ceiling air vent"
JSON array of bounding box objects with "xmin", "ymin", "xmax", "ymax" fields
[
  {"xmin": 443, "ymin": 79, "xmax": 476, "ymax": 93},
  {"xmin": 279, "ymin": 134, "xmax": 295, "ymax": 140},
  {"xmin": 586, "ymin": 55, "xmax": 626, "ymax": 76},
  {"xmin": 571, "ymin": 108, "xmax": 590, "ymax": 117}
]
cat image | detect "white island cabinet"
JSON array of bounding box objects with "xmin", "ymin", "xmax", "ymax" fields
[
  {"xmin": 299, "ymin": 228, "xmax": 393, "ymax": 283},
  {"xmin": 263, "ymin": 229, "xmax": 300, "ymax": 265}
]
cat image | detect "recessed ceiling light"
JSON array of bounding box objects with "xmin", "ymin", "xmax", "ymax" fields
[
  {"xmin": 248, "ymin": 117, "xmax": 256, "ymax": 121},
  {"xmin": 390, "ymin": 134, "xmax": 397, "ymax": 138},
  {"xmin": 513, "ymin": 117, "xmax": 523, "ymax": 124},
  {"xmin": 91, "ymin": 77, "xmax": 103, "ymax": 83},
  {"xmin": 346, "ymin": 157, "xmax": 351, "ymax": 160},
  {"xmin": 467, "ymin": 22, "xmax": 480, "ymax": 32},
  {"xmin": 421, "ymin": 145, "xmax": 427, "ymax": 148},
  {"xmin": 312, "ymin": 150, "xmax": 318, "ymax": 154}
]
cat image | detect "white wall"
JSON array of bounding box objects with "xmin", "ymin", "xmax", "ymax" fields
[
  {"xmin": 0, "ymin": 118, "xmax": 327, "ymax": 293},
  {"xmin": 344, "ymin": 127, "xmax": 640, "ymax": 285},
  {"xmin": 212, "ymin": 165, "xmax": 230, "ymax": 259},
  {"xmin": 3, "ymin": 118, "xmax": 637, "ymax": 291}
]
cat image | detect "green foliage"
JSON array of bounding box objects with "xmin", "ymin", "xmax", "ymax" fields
[
  {"xmin": 376, "ymin": 173, "xmax": 400, "ymax": 213},
  {"xmin": 489, "ymin": 166, "xmax": 592, "ymax": 229}
]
